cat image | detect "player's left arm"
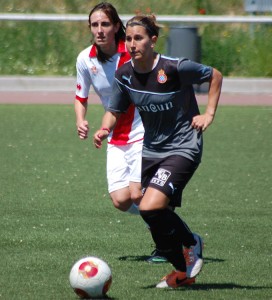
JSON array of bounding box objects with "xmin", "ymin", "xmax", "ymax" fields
[{"xmin": 191, "ymin": 68, "xmax": 223, "ymax": 131}]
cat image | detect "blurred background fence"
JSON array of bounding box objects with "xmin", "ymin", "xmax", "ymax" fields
[{"xmin": 0, "ymin": 10, "xmax": 271, "ymax": 77}]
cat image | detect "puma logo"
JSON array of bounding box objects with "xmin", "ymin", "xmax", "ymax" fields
[
  {"xmin": 122, "ymin": 75, "xmax": 132, "ymax": 85},
  {"xmin": 168, "ymin": 182, "xmax": 176, "ymax": 195}
]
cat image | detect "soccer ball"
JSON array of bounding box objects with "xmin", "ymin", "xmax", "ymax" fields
[{"xmin": 69, "ymin": 256, "xmax": 112, "ymax": 299}]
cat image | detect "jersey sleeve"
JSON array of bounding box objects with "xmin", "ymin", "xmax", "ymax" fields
[
  {"xmin": 75, "ymin": 53, "xmax": 92, "ymax": 102},
  {"xmin": 107, "ymin": 78, "xmax": 131, "ymax": 113},
  {"xmin": 177, "ymin": 59, "xmax": 213, "ymax": 85}
]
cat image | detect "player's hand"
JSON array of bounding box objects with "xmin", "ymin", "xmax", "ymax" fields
[
  {"xmin": 77, "ymin": 120, "xmax": 89, "ymax": 140},
  {"xmin": 93, "ymin": 129, "xmax": 109, "ymax": 149},
  {"xmin": 191, "ymin": 113, "xmax": 214, "ymax": 132}
]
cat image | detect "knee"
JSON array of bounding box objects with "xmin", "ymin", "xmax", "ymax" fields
[
  {"xmin": 129, "ymin": 183, "xmax": 142, "ymax": 205},
  {"xmin": 111, "ymin": 197, "xmax": 132, "ymax": 212},
  {"xmin": 130, "ymin": 190, "xmax": 142, "ymax": 205}
]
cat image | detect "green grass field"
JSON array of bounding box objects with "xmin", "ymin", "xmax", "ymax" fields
[{"xmin": 0, "ymin": 104, "xmax": 271, "ymax": 299}]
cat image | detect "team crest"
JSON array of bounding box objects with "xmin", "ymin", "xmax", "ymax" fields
[
  {"xmin": 157, "ymin": 69, "xmax": 167, "ymax": 84},
  {"xmin": 90, "ymin": 65, "xmax": 98, "ymax": 74}
]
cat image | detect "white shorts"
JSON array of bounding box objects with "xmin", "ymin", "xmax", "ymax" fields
[{"xmin": 107, "ymin": 141, "xmax": 143, "ymax": 193}]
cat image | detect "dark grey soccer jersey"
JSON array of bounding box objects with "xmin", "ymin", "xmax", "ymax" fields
[{"xmin": 108, "ymin": 55, "xmax": 213, "ymax": 163}]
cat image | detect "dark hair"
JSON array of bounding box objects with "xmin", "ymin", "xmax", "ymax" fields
[
  {"xmin": 126, "ymin": 14, "xmax": 160, "ymax": 38},
  {"xmin": 88, "ymin": 2, "xmax": 125, "ymax": 62}
]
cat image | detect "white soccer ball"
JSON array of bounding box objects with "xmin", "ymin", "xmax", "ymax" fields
[{"xmin": 69, "ymin": 256, "xmax": 112, "ymax": 299}]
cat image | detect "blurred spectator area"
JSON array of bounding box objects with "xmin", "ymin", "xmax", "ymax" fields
[{"xmin": 244, "ymin": 0, "xmax": 272, "ymax": 13}]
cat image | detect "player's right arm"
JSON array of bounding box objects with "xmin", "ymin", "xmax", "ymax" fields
[
  {"xmin": 75, "ymin": 99, "xmax": 89, "ymax": 140},
  {"xmin": 74, "ymin": 49, "xmax": 92, "ymax": 140}
]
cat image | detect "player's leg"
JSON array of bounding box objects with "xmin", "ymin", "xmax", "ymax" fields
[
  {"xmin": 139, "ymin": 188, "xmax": 186, "ymax": 266},
  {"xmin": 107, "ymin": 144, "xmax": 135, "ymax": 212},
  {"xmin": 128, "ymin": 182, "xmax": 142, "ymax": 204},
  {"xmin": 139, "ymin": 188, "xmax": 192, "ymax": 287},
  {"xmin": 163, "ymin": 155, "xmax": 204, "ymax": 278},
  {"xmin": 126, "ymin": 143, "xmax": 169, "ymax": 262},
  {"xmin": 140, "ymin": 156, "xmax": 203, "ymax": 287},
  {"xmin": 183, "ymin": 233, "xmax": 204, "ymax": 278},
  {"xmin": 127, "ymin": 141, "xmax": 143, "ymax": 206},
  {"xmin": 141, "ymin": 156, "xmax": 199, "ymax": 237},
  {"xmin": 110, "ymin": 187, "xmax": 133, "ymax": 211}
]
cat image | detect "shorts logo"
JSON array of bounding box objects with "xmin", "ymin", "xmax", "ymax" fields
[
  {"xmin": 151, "ymin": 168, "xmax": 171, "ymax": 186},
  {"xmin": 157, "ymin": 69, "xmax": 167, "ymax": 84}
]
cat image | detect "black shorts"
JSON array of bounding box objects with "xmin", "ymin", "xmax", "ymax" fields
[{"xmin": 141, "ymin": 155, "xmax": 199, "ymax": 207}]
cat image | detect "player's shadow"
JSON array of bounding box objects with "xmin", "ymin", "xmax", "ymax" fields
[
  {"xmin": 75, "ymin": 296, "xmax": 117, "ymax": 300},
  {"xmin": 201, "ymin": 256, "xmax": 225, "ymax": 264},
  {"xmin": 118, "ymin": 256, "xmax": 271, "ymax": 293},
  {"xmin": 118, "ymin": 255, "xmax": 158, "ymax": 262},
  {"xmin": 118, "ymin": 255, "xmax": 225, "ymax": 264},
  {"xmin": 142, "ymin": 282, "xmax": 271, "ymax": 291}
]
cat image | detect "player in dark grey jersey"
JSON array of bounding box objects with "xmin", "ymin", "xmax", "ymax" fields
[{"xmin": 94, "ymin": 14, "xmax": 223, "ymax": 289}]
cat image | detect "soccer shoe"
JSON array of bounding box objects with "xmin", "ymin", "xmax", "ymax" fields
[
  {"xmin": 183, "ymin": 233, "xmax": 204, "ymax": 278},
  {"xmin": 146, "ymin": 249, "xmax": 168, "ymax": 263},
  {"xmin": 156, "ymin": 270, "xmax": 195, "ymax": 288}
]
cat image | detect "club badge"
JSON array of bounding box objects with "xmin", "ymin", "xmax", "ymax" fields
[
  {"xmin": 157, "ymin": 69, "xmax": 167, "ymax": 84},
  {"xmin": 90, "ymin": 65, "xmax": 98, "ymax": 74}
]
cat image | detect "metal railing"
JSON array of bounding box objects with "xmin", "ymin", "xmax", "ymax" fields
[{"xmin": 0, "ymin": 13, "xmax": 272, "ymax": 23}]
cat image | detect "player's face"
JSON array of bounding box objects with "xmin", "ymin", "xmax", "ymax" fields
[
  {"xmin": 89, "ymin": 10, "xmax": 119, "ymax": 47},
  {"xmin": 125, "ymin": 25, "xmax": 157, "ymax": 62}
]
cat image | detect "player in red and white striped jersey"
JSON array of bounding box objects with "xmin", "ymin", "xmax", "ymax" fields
[{"xmin": 74, "ymin": 3, "xmax": 144, "ymax": 216}]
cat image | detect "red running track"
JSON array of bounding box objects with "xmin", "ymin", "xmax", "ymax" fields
[{"xmin": 0, "ymin": 91, "xmax": 271, "ymax": 105}]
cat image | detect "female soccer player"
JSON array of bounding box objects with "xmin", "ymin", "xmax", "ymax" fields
[
  {"xmin": 74, "ymin": 3, "xmax": 169, "ymax": 263},
  {"xmin": 93, "ymin": 14, "xmax": 222, "ymax": 288},
  {"xmin": 74, "ymin": 3, "xmax": 144, "ymax": 213}
]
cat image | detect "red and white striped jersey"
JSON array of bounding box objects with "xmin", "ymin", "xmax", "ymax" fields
[{"xmin": 75, "ymin": 41, "xmax": 144, "ymax": 145}]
